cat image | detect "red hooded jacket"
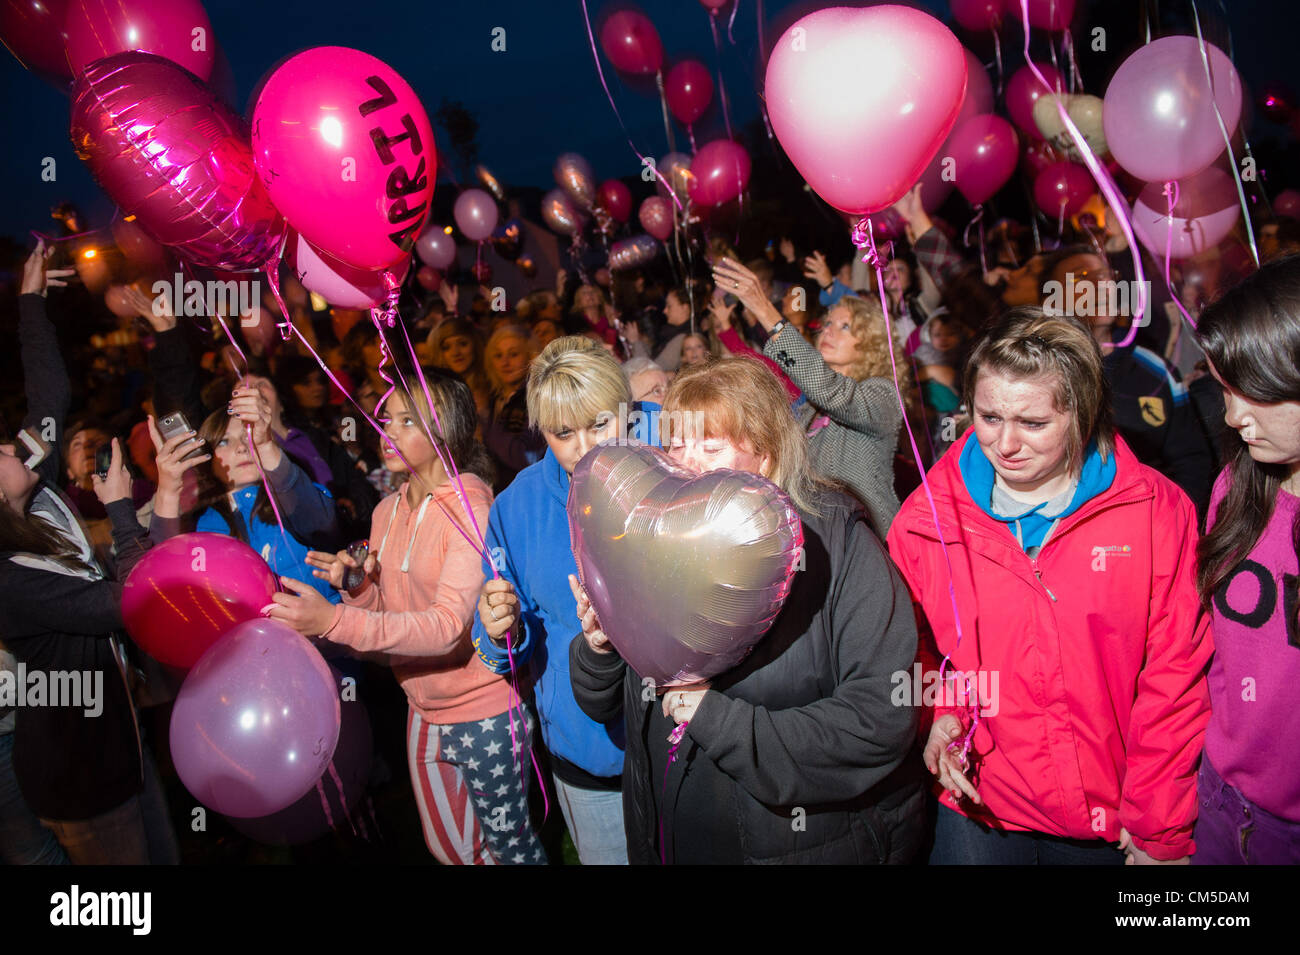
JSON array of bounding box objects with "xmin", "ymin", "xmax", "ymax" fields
[{"xmin": 886, "ymin": 431, "xmax": 1212, "ymax": 860}]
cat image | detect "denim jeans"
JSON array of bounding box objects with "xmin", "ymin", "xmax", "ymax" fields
[
  {"xmin": 0, "ymin": 731, "xmax": 68, "ymax": 865},
  {"xmin": 1192, "ymin": 756, "xmax": 1300, "ymax": 865},
  {"xmin": 553, "ymin": 776, "xmax": 628, "ymax": 865},
  {"xmin": 39, "ymin": 747, "xmax": 180, "ymax": 865},
  {"xmin": 931, "ymin": 804, "xmax": 1125, "ymax": 865}
]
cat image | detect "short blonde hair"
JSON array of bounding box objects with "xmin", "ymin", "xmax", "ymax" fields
[
  {"xmin": 526, "ymin": 335, "xmax": 630, "ymax": 433},
  {"xmin": 662, "ymin": 358, "xmax": 829, "ymax": 515},
  {"xmin": 484, "ymin": 324, "xmax": 539, "ymax": 397}
]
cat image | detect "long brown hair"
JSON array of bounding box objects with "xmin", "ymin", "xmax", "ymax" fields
[
  {"xmin": 386, "ymin": 368, "xmax": 495, "ymax": 487},
  {"xmin": 0, "ymin": 501, "xmax": 90, "ymax": 571},
  {"xmin": 1195, "ymin": 255, "xmax": 1300, "ymax": 607}
]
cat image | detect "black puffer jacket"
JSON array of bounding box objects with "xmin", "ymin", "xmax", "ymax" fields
[{"xmin": 571, "ymin": 490, "xmax": 926, "ymax": 864}]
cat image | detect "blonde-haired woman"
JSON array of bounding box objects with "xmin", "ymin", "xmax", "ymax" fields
[
  {"xmin": 428, "ymin": 318, "xmax": 490, "ymax": 415},
  {"xmin": 568, "ymin": 357, "xmax": 926, "ymax": 864},
  {"xmin": 715, "ymin": 258, "xmax": 908, "ymax": 534},
  {"xmin": 482, "ymin": 323, "xmax": 543, "ymax": 491},
  {"xmin": 472, "ymin": 335, "xmax": 633, "ymax": 864}
]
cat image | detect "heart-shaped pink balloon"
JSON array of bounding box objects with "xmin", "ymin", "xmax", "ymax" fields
[
  {"xmin": 568, "ymin": 444, "xmax": 803, "ymax": 687},
  {"xmin": 764, "ymin": 5, "xmax": 967, "ymax": 214}
]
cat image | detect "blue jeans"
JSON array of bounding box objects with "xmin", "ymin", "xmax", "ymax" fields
[
  {"xmin": 553, "ymin": 776, "xmax": 628, "ymax": 865},
  {"xmin": 931, "ymin": 804, "xmax": 1125, "ymax": 865},
  {"xmin": 1192, "ymin": 756, "xmax": 1300, "ymax": 865},
  {"xmin": 0, "ymin": 731, "xmax": 68, "ymax": 865}
]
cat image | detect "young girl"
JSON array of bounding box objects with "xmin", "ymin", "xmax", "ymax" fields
[
  {"xmin": 1193, "ymin": 255, "xmax": 1300, "ymax": 864},
  {"xmin": 482, "ymin": 324, "xmax": 543, "ymax": 492},
  {"xmin": 269, "ymin": 369, "xmax": 545, "ymax": 865}
]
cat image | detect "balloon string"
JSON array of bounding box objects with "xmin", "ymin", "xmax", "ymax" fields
[
  {"xmin": 687, "ymin": 124, "xmax": 697, "ymax": 154},
  {"xmin": 962, "ymin": 205, "xmax": 989, "ymax": 277},
  {"xmin": 655, "ymin": 71, "xmax": 678, "ymax": 154},
  {"xmin": 263, "ymin": 251, "xmax": 294, "ymax": 342},
  {"xmin": 992, "ymin": 28, "xmax": 1004, "ymax": 96},
  {"xmin": 1189, "ymin": 0, "xmax": 1260, "ymax": 268},
  {"xmin": 658, "ymin": 721, "xmax": 689, "ymax": 865},
  {"xmin": 1063, "ymin": 29, "xmax": 1083, "ymax": 93},
  {"xmin": 727, "ymin": 0, "xmax": 739, "ymax": 44},
  {"xmin": 708, "ymin": 15, "xmax": 735, "ymax": 142},
  {"xmin": 578, "ymin": 0, "xmax": 685, "ymax": 215},
  {"xmin": 1163, "ymin": 181, "xmax": 1199, "ymax": 332},
  {"xmin": 852, "ymin": 218, "xmax": 978, "ymax": 763},
  {"xmin": 1018, "ymin": 0, "xmax": 1147, "ymax": 347}
]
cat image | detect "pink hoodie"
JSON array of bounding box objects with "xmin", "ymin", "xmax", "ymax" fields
[{"xmin": 322, "ymin": 473, "xmax": 514, "ymax": 725}]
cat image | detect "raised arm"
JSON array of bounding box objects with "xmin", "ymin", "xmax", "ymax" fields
[{"xmin": 18, "ymin": 242, "xmax": 76, "ymax": 488}]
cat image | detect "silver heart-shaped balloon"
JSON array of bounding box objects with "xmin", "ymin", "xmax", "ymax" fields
[{"xmin": 568, "ymin": 443, "xmax": 803, "ymax": 687}]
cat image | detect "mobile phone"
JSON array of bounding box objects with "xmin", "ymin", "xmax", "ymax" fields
[
  {"xmin": 158, "ymin": 412, "xmax": 206, "ymax": 462},
  {"xmin": 343, "ymin": 540, "xmax": 370, "ymax": 591},
  {"xmin": 94, "ymin": 443, "xmax": 113, "ymax": 478}
]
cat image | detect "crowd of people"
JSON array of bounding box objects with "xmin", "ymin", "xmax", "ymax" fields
[{"xmin": 2, "ymin": 176, "xmax": 1299, "ymax": 866}]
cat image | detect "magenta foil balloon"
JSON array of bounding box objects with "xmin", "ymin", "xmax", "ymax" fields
[
  {"xmin": 1103, "ymin": 36, "xmax": 1243, "ymax": 184},
  {"xmin": 170, "ymin": 619, "xmax": 341, "ymax": 819},
  {"xmin": 70, "ymin": 53, "xmax": 282, "ymax": 271},
  {"xmin": 1132, "ymin": 167, "xmax": 1241, "ymax": 261},
  {"xmin": 568, "ymin": 444, "xmax": 803, "ymax": 686},
  {"xmin": 64, "ymin": 0, "xmax": 215, "ymax": 82}
]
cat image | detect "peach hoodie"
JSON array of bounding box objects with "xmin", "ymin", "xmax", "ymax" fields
[{"xmin": 322, "ymin": 473, "xmax": 513, "ymax": 725}]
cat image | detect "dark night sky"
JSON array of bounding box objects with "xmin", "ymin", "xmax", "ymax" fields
[{"xmin": 1, "ymin": 0, "xmax": 1297, "ymax": 243}]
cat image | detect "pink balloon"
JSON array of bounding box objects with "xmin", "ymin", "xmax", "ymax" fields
[
  {"xmin": 104, "ymin": 284, "xmax": 137, "ymax": 319},
  {"xmin": 1104, "ymin": 36, "xmax": 1243, "ymax": 184},
  {"xmin": 665, "ymin": 59, "xmax": 713, "ymax": 126},
  {"xmin": 252, "ymin": 47, "xmax": 435, "ymax": 271},
  {"xmin": 64, "ymin": 0, "xmax": 214, "ymax": 81},
  {"xmin": 598, "ymin": 179, "xmax": 633, "ymax": 222},
  {"xmin": 70, "ymin": 53, "xmax": 282, "ymax": 271},
  {"xmin": 1132, "ymin": 167, "xmax": 1241, "ymax": 261},
  {"xmin": 453, "ymin": 189, "xmax": 499, "ymax": 242},
  {"xmin": 599, "ymin": 8, "xmax": 663, "ymax": 76},
  {"xmin": 864, "ymin": 208, "xmax": 906, "ymax": 243},
  {"xmin": 111, "ymin": 216, "xmax": 169, "ymax": 274},
  {"xmin": 699, "ymin": 0, "xmax": 729, "ymax": 10},
  {"xmin": 170, "ymin": 619, "xmax": 340, "ymax": 818},
  {"xmin": 121, "ymin": 532, "xmax": 279, "ymax": 669},
  {"xmin": 955, "ymin": 48, "xmax": 995, "ymax": 128},
  {"xmin": 951, "ymin": 0, "xmax": 1003, "ymax": 32},
  {"xmin": 765, "ymin": 5, "xmax": 967, "ymax": 214},
  {"xmin": 639, "ymin": 196, "xmax": 673, "ymax": 240},
  {"xmin": 0, "ymin": 0, "xmax": 71, "ymax": 87},
  {"xmin": 288, "ymin": 231, "xmax": 409, "ymax": 309},
  {"xmin": 688, "ymin": 140, "xmax": 751, "ymax": 207},
  {"xmin": 568, "ymin": 444, "xmax": 802, "ymax": 686},
  {"xmin": 1274, "ymin": 189, "xmax": 1300, "ymax": 220},
  {"xmin": 1033, "ymin": 160, "xmax": 1094, "ymax": 218},
  {"xmin": 1022, "ymin": 138, "xmax": 1065, "ymax": 177},
  {"xmin": 415, "ymin": 226, "xmax": 457, "ymax": 268},
  {"xmin": 948, "ymin": 114, "xmax": 1019, "ymax": 205},
  {"xmin": 1005, "ymin": 0, "xmax": 1075, "ymax": 31},
  {"xmin": 1005, "ymin": 63, "xmax": 1063, "ymax": 138}
]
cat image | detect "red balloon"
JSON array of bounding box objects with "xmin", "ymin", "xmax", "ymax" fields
[
  {"xmin": 65, "ymin": 0, "xmax": 215, "ymax": 81},
  {"xmin": 70, "ymin": 53, "xmax": 282, "ymax": 271},
  {"xmin": 1021, "ymin": 138, "xmax": 1064, "ymax": 177},
  {"xmin": 639, "ymin": 196, "xmax": 673, "ymax": 240},
  {"xmin": 1033, "ymin": 160, "xmax": 1094, "ymax": 218},
  {"xmin": 597, "ymin": 179, "xmax": 633, "ymax": 222},
  {"xmin": 665, "ymin": 59, "xmax": 713, "ymax": 126},
  {"xmin": 765, "ymin": 6, "xmax": 968, "ymax": 215},
  {"xmin": 1005, "ymin": 0, "xmax": 1075, "ymax": 32},
  {"xmin": 688, "ymin": 140, "xmax": 751, "ymax": 207},
  {"xmin": 699, "ymin": 0, "xmax": 729, "ymax": 10},
  {"xmin": 599, "ymin": 8, "xmax": 663, "ymax": 76},
  {"xmin": 947, "ymin": 114, "xmax": 1019, "ymax": 205},
  {"xmin": 0, "ymin": 0, "xmax": 71, "ymax": 87},
  {"xmin": 252, "ymin": 47, "xmax": 435, "ymax": 272},
  {"xmin": 416, "ymin": 265, "xmax": 441, "ymax": 292},
  {"xmin": 1273, "ymin": 189, "xmax": 1300, "ymax": 220},
  {"xmin": 1005, "ymin": 63, "xmax": 1063, "ymax": 138},
  {"xmin": 951, "ymin": 0, "xmax": 1003, "ymax": 32},
  {"xmin": 471, "ymin": 261, "xmax": 493, "ymax": 285},
  {"xmin": 120, "ymin": 532, "xmax": 279, "ymax": 669}
]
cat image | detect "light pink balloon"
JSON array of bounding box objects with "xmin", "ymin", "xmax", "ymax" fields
[
  {"xmin": 766, "ymin": 5, "xmax": 966, "ymax": 215},
  {"xmin": 415, "ymin": 226, "xmax": 457, "ymax": 269},
  {"xmin": 64, "ymin": 0, "xmax": 215, "ymax": 81},
  {"xmin": 639, "ymin": 196, "xmax": 673, "ymax": 240},
  {"xmin": 287, "ymin": 231, "xmax": 409, "ymax": 310},
  {"xmin": 951, "ymin": 0, "xmax": 1003, "ymax": 32},
  {"xmin": 1005, "ymin": 63, "xmax": 1064, "ymax": 138},
  {"xmin": 453, "ymin": 189, "xmax": 499, "ymax": 242},
  {"xmin": 947, "ymin": 114, "xmax": 1020, "ymax": 205},
  {"xmin": 956, "ymin": 48, "xmax": 995, "ymax": 128},
  {"xmin": 1004, "ymin": 0, "xmax": 1075, "ymax": 31},
  {"xmin": 252, "ymin": 47, "xmax": 435, "ymax": 272},
  {"xmin": 1033, "ymin": 160, "xmax": 1094, "ymax": 218},
  {"xmin": 1274, "ymin": 189, "xmax": 1300, "ymax": 219},
  {"xmin": 688, "ymin": 140, "xmax": 751, "ymax": 207},
  {"xmin": 1132, "ymin": 167, "xmax": 1241, "ymax": 261},
  {"xmin": 1104, "ymin": 36, "xmax": 1243, "ymax": 184}
]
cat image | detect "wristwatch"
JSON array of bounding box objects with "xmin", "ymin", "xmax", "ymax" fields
[{"xmin": 769, "ymin": 318, "xmax": 790, "ymax": 337}]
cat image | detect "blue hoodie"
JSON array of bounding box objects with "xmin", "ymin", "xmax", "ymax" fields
[
  {"xmin": 959, "ymin": 436, "xmax": 1116, "ymax": 552},
  {"xmin": 472, "ymin": 448, "xmax": 625, "ymax": 779}
]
